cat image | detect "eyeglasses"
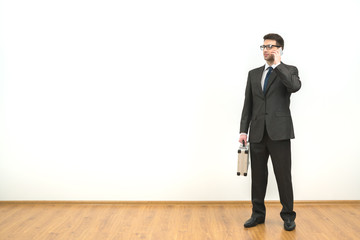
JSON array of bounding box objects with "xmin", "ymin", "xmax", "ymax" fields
[{"xmin": 260, "ymin": 44, "xmax": 281, "ymax": 50}]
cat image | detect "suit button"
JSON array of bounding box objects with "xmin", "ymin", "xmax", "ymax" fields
[{"xmin": 265, "ymin": 113, "xmax": 268, "ymax": 115}]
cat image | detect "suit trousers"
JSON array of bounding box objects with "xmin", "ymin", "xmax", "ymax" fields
[{"xmin": 250, "ymin": 127, "xmax": 296, "ymax": 221}]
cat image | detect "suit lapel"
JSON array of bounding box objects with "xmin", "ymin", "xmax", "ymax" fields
[
  {"xmin": 264, "ymin": 70, "xmax": 277, "ymax": 94},
  {"xmin": 265, "ymin": 62, "xmax": 284, "ymax": 94},
  {"xmin": 256, "ymin": 66, "xmax": 265, "ymax": 96}
]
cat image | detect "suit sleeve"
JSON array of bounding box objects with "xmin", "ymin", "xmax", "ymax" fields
[
  {"xmin": 239, "ymin": 72, "xmax": 253, "ymax": 134},
  {"xmin": 275, "ymin": 64, "xmax": 301, "ymax": 93}
]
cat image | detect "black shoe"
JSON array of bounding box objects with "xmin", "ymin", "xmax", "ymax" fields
[
  {"xmin": 244, "ymin": 217, "xmax": 265, "ymax": 228},
  {"xmin": 284, "ymin": 219, "xmax": 296, "ymax": 231}
]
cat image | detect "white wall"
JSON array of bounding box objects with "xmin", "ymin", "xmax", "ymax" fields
[{"xmin": 1, "ymin": 0, "xmax": 359, "ymax": 201}]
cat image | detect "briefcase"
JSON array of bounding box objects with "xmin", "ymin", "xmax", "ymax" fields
[{"xmin": 237, "ymin": 141, "xmax": 250, "ymax": 176}]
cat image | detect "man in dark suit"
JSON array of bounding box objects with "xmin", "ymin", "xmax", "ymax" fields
[{"xmin": 239, "ymin": 33, "xmax": 301, "ymax": 231}]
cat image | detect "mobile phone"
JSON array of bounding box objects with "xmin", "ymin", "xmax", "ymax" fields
[{"xmin": 279, "ymin": 47, "xmax": 283, "ymax": 56}]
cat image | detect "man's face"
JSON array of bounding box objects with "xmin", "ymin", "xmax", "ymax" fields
[{"xmin": 262, "ymin": 39, "xmax": 279, "ymax": 62}]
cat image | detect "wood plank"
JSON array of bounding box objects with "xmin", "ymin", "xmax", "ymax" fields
[
  {"xmin": 1, "ymin": 200, "xmax": 360, "ymax": 205},
  {"xmin": 0, "ymin": 202, "xmax": 359, "ymax": 240}
]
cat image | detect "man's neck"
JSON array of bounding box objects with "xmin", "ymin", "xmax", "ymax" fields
[{"xmin": 266, "ymin": 60, "xmax": 274, "ymax": 66}]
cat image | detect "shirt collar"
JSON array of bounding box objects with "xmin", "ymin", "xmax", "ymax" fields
[
  {"xmin": 264, "ymin": 63, "xmax": 271, "ymax": 70},
  {"xmin": 264, "ymin": 62, "xmax": 281, "ymax": 70}
]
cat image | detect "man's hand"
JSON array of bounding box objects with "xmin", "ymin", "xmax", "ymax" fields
[
  {"xmin": 239, "ymin": 134, "xmax": 247, "ymax": 146},
  {"xmin": 272, "ymin": 48, "xmax": 282, "ymax": 65}
]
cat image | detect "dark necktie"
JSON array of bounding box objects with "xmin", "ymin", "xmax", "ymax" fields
[{"xmin": 263, "ymin": 66, "xmax": 273, "ymax": 93}]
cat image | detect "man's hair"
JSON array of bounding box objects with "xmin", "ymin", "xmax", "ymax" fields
[{"xmin": 263, "ymin": 33, "xmax": 284, "ymax": 50}]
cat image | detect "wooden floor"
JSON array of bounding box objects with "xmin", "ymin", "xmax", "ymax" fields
[{"xmin": 0, "ymin": 202, "xmax": 359, "ymax": 240}]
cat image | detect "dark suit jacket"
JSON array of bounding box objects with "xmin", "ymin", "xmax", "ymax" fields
[{"xmin": 240, "ymin": 62, "xmax": 301, "ymax": 143}]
